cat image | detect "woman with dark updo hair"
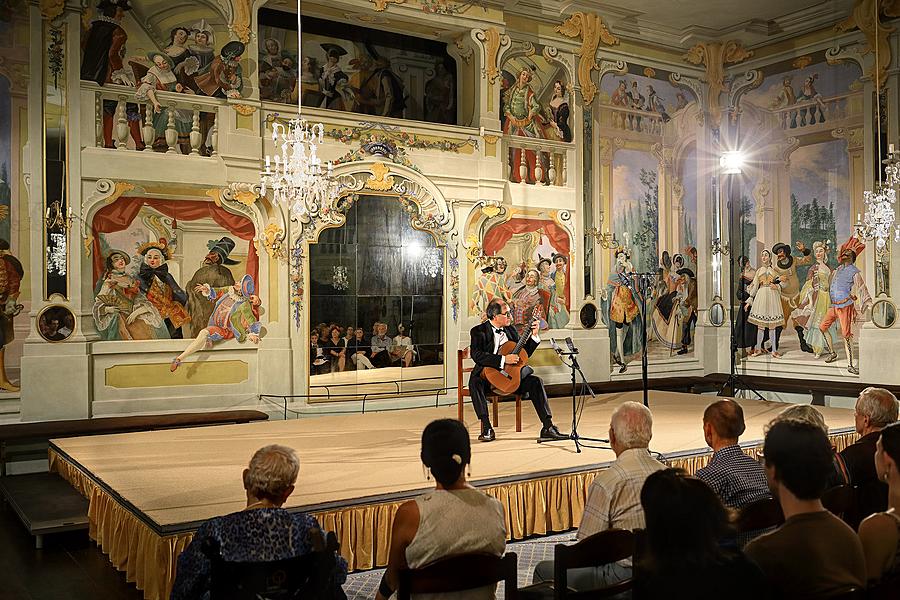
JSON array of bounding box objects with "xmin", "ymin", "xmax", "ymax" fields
[
  {"xmin": 859, "ymin": 421, "xmax": 900, "ymax": 583},
  {"xmin": 376, "ymin": 419, "xmax": 506, "ymax": 600}
]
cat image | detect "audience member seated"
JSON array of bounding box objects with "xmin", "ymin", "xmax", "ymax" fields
[
  {"xmin": 858, "ymin": 421, "xmax": 900, "ymax": 584},
  {"xmin": 775, "ymin": 404, "xmax": 850, "ymax": 487},
  {"xmin": 745, "ymin": 420, "xmax": 866, "ymax": 599},
  {"xmin": 325, "ymin": 326, "xmax": 347, "ymax": 372},
  {"xmin": 634, "ymin": 468, "xmax": 770, "ymax": 600},
  {"xmin": 696, "ymin": 399, "xmax": 770, "ymax": 509},
  {"xmin": 533, "ymin": 401, "xmax": 665, "ymax": 591},
  {"xmin": 391, "ymin": 323, "xmax": 415, "ymax": 368},
  {"xmin": 343, "ymin": 324, "xmax": 354, "ymax": 346},
  {"xmin": 376, "ymin": 419, "xmax": 506, "ymax": 600},
  {"xmin": 348, "ymin": 327, "xmax": 375, "ymax": 370},
  {"xmin": 310, "ymin": 331, "xmax": 329, "ymax": 375},
  {"xmin": 841, "ymin": 387, "xmax": 900, "ymax": 529},
  {"xmin": 370, "ymin": 322, "xmax": 393, "ymax": 368},
  {"xmin": 170, "ymin": 445, "xmax": 347, "ymax": 600}
]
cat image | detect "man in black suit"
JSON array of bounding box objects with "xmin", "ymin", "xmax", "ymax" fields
[{"xmin": 469, "ymin": 299, "xmax": 567, "ymax": 442}]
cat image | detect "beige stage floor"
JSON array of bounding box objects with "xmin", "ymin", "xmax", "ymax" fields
[{"xmin": 50, "ymin": 391, "xmax": 856, "ymax": 533}]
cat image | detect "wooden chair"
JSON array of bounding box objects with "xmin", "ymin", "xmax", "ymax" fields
[
  {"xmin": 519, "ymin": 529, "xmax": 635, "ymax": 600},
  {"xmin": 397, "ymin": 552, "xmax": 518, "ymax": 600},
  {"xmin": 457, "ymin": 348, "xmax": 522, "ymax": 432},
  {"xmin": 821, "ymin": 484, "xmax": 855, "ymax": 522},
  {"xmin": 868, "ymin": 569, "xmax": 900, "ymax": 600},
  {"xmin": 736, "ymin": 496, "xmax": 785, "ymax": 534}
]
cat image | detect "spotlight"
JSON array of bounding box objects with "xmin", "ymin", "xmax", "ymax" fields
[{"xmin": 720, "ymin": 151, "xmax": 745, "ymax": 175}]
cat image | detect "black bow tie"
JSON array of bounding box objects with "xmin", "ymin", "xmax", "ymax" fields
[{"xmin": 494, "ymin": 328, "xmax": 505, "ymax": 335}]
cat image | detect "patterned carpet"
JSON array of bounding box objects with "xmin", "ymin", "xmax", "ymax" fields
[{"xmin": 342, "ymin": 530, "xmax": 577, "ymax": 598}]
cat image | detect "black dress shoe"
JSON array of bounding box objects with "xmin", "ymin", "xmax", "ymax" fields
[
  {"xmin": 676, "ymin": 347, "xmax": 689, "ymax": 355},
  {"xmin": 478, "ymin": 425, "xmax": 496, "ymax": 442},
  {"xmin": 539, "ymin": 424, "xmax": 569, "ymax": 441}
]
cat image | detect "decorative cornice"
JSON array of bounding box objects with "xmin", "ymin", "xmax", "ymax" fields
[
  {"xmin": 598, "ymin": 137, "xmax": 624, "ymax": 165},
  {"xmin": 232, "ymin": 104, "xmax": 257, "ymax": 116},
  {"xmin": 474, "ymin": 27, "xmax": 510, "ymax": 85},
  {"xmin": 555, "ymin": 12, "xmax": 619, "ymax": 105},
  {"xmin": 835, "ymin": 0, "xmax": 899, "ymax": 88},
  {"xmin": 365, "ymin": 162, "xmax": 395, "ymax": 191},
  {"xmin": 225, "ymin": 182, "xmax": 262, "ymax": 206},
  {"xmin": 229, "ymin": 0, "xmax": 252, "ymax": 43},
  {"xmin": 832, "ymin": 127, "xmax": 865, "ymax": 150},
  {"xmin": 682, "ymin": 40, "xmax": 753, "ymax": 129},
  {"xmin": 370, "ymin": 0, "xmax": 405, "ymax": 11},
  {"xmin": 728, "ymin": 69, "xmax": 764, "ymax": 124}
]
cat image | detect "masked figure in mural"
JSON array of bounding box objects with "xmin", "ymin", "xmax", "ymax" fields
[
  {"xmin": 770, "ymin": 76, "xmax": 797, "ymax": 110},
  {"xmin": 611, "ymin": 80, "xmax": 629, "ymax": 106},
  {"xmin": 188, "ymin": 22, "xmax": 216, "ymax": 75},
  {"xmin": 424, "ymin": 61, "xmax": 455, "ymax": 124},
  {"xmin": 746, "ymin": 249, "xmax": 785, "ymax": 358},
  {"xmin": 646, "ymin": 84, "xmax": 671, "ymax": 121},
  {"xmin": 472, "ymin": 257, "xmax": 512, "ymax": 318},
  {"xmin": 0, "ymin": 239, "xmax": 23, "ymax": 391},
  {"xmin": 318, "ymin": 44, "xmax": 351, "ymax": 111},
  {"xmin": 607, "ymin": 247, "xmax": 642, "ymax": 373},
  {"xmin": 676, "ymin": 268, "xmax": 697, "ymax": 355},
  {"xmin": 137, "ymin": 240, "xmax": 189, "ymax": 338},
  {"xmin": 546, "ymin": 80, "xmax": 572, "ymax": 142},
  {"xmin": 93, "ymin": 250, "xmax": 169, "ymax": 341},
  {"xmin": 509, "ymin": 269, "xmax": 549, "ymax": 331},
  {"xmin": 80, "ymin": 0, "xmax": 131, "ymax": 85},
  {"xmin": 135, "ymin": 52, "xmax": 196, "ymax": 151},
  {"xmin": 194, "ymin": 41, "xmax": 244, "ymax": 98},
  {"xmin": 503, "ymin": 68, "xmax": 545, "ymax": 184},
  {"xmin": 171, "ymin": 275, "xmax": 262, "ymax": 372},
  {"xmin": 819, "ymin": 237, "xmax": 872, "ymax": 375},
  {"xmin": 733, "ymin": 255, "xmax": 758, "ymax": 355},
  {"xmin": 185, "ymin": 237, "xmax": 239, "ymax": 338},
  {"xmin": 772, "ymin": 241, "xmax": 813, "ymax": 353},
  {"xmin": 547, "ymin": 254, "xmax": 570, "ymax": 329},
  {"xmin": 789, "ymin": 241, "xmax": 834, "ymax": 357}
]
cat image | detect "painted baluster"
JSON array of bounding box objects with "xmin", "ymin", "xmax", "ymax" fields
[
  {"xmin": 546, "ymin": 151, "xmax": 556, "ymax": 186},
  {"xmin": 518, "ymin": 147, "xmax": 527, "ymax": 183},
  {"xmin": 142, "ymin": 103, "xmax": 155, "ymax": 151},
  {"xmin": 114, "ymin": 96, "xmax": 129, "ymax": 149},
  {"xmin": 95, "ymin": 93, "xmax": 103, "ymax": 147},
  {"xmin": 209, "ymin": 115, "xmax": 218, "ymax": 156},
  {"xmin": 190, "ymin": 106, "xmax": 201, "ymax": 155},
  {"xmin": 165, "ymin": 105, "xmax": 177, "ymax": 153},
  {"xmin": 534, "ymin": 149, "xmax": 544, "ymax": 184},
  {"xmin": 561, "ymin": 152, "xmax": 567, "ymax": 186}
]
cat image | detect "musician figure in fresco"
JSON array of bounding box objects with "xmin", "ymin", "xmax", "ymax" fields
[
  {"xmin": 468, "ymin": 299, "xmax": 567, "ymax": 444},
  {"xmin": 607, "ymin": 247, "xmax": 642, "ymax": 374}
]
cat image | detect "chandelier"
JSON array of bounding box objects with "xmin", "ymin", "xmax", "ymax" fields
[
  {"xmin": 259, "ymin": 3, "xmax": 338, "ymax": 218},
  {"xmin": 421, "ymin": 248, "xmax": 443, "ymax": 278},
  {"xmin": 332, "ymin": 265, "xmax": 349, "ymax": 290}
]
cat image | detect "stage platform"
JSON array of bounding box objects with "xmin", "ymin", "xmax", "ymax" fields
[{"xmin": 48, "ymin": 391, "xmax": 857, "ymax": 600}]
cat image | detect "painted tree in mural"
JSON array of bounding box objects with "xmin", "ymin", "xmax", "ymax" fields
[
  {"xmin": 739, "ymin": 196, "xmax": 756, "ymax": 257},
  {"xmin": 633, "ymin": 168, "xmax": 659, "ymax": 272},
  {"xmin": 791, "ymin": 193, "xmax": 837, "ymax": 280}
]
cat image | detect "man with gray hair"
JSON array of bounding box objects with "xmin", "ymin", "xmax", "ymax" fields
[
  {"xmin": 840, "ymin": 387, "xmax": 900, "ymax": 528},
  {"xmin": 532, "ymin": 401, "xmax": 665, "ymax": 590}
]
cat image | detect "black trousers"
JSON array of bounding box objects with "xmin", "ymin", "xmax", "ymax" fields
[
  {"xmin": 681, "ymin": 312, "xmax": 697, "ymax": 347},
  {"xmin": 469, "ymin": 365, "xmax": 552, "ymax": 427}
]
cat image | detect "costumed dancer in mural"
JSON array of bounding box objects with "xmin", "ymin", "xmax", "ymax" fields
[
  {"xmin": 137, "ymin": 240, "xmax": 189, "ymax": 338},
  {"xmin": 184, "ymin": 237, "xmax": 238, "ymax": 338},
  {"xmin": 0, "ymin": 239, "xmax": 23, "ymax": 391},
  {"xmin": 135, "ymin": 53, "xmax": 196, "ymax": 151},
  {"xmin": 790, "ymin": 241, "xmax": 833, "ymax": 357},
  {"xmin": 546, "ymin": 81, "xmax": 572, "ymax": 142},
  {"xmin": 503, "ymin": 68, "xmax": 544, "ymax": 184},
  {"xmin": 819, "ymin": 237, "xmax": 872, "ymax": 375},
  {"xmin": 547, "ymin": 254, "xmax": 570, "ymax": 329},
  {"xmin": 733, "ymin": 255, "xmax": 758, "ymax": 356},
  {"xmin": 745, "ymin": 249, "xmax": 785, "ymax": 358},
  {"xmin": 424, "ymin": 61, "xmax": 455, "ymax": 125},
  {"xmin": 468, "ymin": 298, "xmax": 567, "ymax": 443},
  {"xmin": 195, "ymin": 41, "xmax": 245, "ymax": 98},
  {"xmin": 318, "ymin": 44, "xmax": 351, "ymax": 111},
  {"xmin": 93, "ymin": 250, "xmax": 169, "ymax": 341},
  {"xmin": 170, "ymin": 275, "xmax": 262, "ymax": 372},
  {"xmin": 80, "ymin": 0, "xmax": 131, "ymax": 85},
  {"xmin": 607, "ymin": 247, "xmax": 642, "ymax": 373},
  {"xmin": 676, "ymin": 268, "xmax": 697, "ymax": 355},
  {"xmin": 772, "ymin": 241, "xmax": 813, "ymax": 353}
]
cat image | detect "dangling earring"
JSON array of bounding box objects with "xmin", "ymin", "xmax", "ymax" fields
[{"xmin": 422, "ymin": 464, "xmax": 431, "ymax": 481}]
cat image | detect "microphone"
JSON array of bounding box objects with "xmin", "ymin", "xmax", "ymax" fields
[
  {"xmin": 565, "ymin": 337, "xmax": 578, "ymax": 354},
  {"xmin": 550, "ymin": 338, "xmax": 562, "ymax": 354}
]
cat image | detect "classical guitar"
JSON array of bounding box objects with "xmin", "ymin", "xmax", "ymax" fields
[{"xmin": 482, "ymin": 308, "xmax": 539, "ymax": 396}]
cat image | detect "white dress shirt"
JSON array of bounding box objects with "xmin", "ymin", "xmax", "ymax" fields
[{"xmin": 491, "ymin": 324, "xmax": 540, "ymax": 369}]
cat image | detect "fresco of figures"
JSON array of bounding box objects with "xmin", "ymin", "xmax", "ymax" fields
[
  {"xmin": 469, "ymin": 217, "xmax": 571, "ymax": 331},
  {"xmin": 597, "ymin": 66, "xmax": 697, "ymax": 134},
  {"xmin": 259, "ymin": 11, "xmax": 457, "ymax": 125}
]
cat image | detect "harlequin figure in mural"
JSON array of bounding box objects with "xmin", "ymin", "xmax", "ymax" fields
[
  {"xmin": 733, "ymin": 255, "xmax": 758, "ymax": 355},
  {"xmin": 547, "ymin": 253, "xmax": 570, "ymax": 329},
  {"xmin": 546, "ymin": 81, "xmax": 571, "ymax": 142},
  {"xmin": 471, "ymin": 257, "xmax": 512, "ymax": 319},
  {"xmin": 819, "ymin": 237, "xmax": 871, "ymax": 375},
  {"xmin": 135, "ymin": 52, "xmax": 196, "ymax": 151},
  {"xmin": 137, "ymin": 240, "xmax": 189, "ymax": 338},
  {"xmin": 790, "ymin": 241, "xmax": 834, "ymax": 357},
  {"xmin": 503, "ymin": 68, "xmax": 544, "ymax": 184},
  {"xmin": 318, "ymin": 44, "xmax": 350, "ymax": 111},
  {"xmin": 509, "ymin": 269, "xmax": 549, "ymax": 331},
  {"xmin": 0, "ymin": 239, "xmax": 23, "ymax": 391},
  {"xmin": 80, "ymin": 0, "xmax": 131, "ymax": 85},
  {"xmin": 607, "ymin": 247, "xmax": 642, "ymax": 373},
  {"xmin": 195, "ymin": 41, "xmax": 245, "ymax": 98},
  {"xmin": 424, "ymin": 61, "xmax": 455, "ymax": 125},
  {"xmin": 93, "ymin": 250, "xmax": 169, "ymax": 341},
  {"xmin": 184, "ymin": 237, "xmax": 238, "ymax": 338},
  {"xmin": 772, "ymin": 241, "xmax": 813, "ymax": 353},
  {"xmin": 171, "ymin": 275, "xmax": 262, "ymax": 372},
  {"xmin": 745, "ymin": 249, "xmax": 784, "ymax": 358},
  {"xmin": 676, "ymin": 268, "xmax": 697, "ymax": 355}
]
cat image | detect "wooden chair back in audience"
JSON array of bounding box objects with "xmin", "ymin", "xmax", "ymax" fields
[
  {"xmin": 868, "ymin": 568, "xmax": 900, "ymax": 600},
  {"xmin": 397, "ymin": 552, "xmax": 518, "ymax": 600},
  {"xmin": 821, "ymin": 484, "xmax": 855, "ymax": 522},
  {"xmin": 457, "ymin": 348, "xmax": 522, "ymax": 431},
  {"xmin": 736, "ymin": 496, "xmax": 785, "ymax": 533}
]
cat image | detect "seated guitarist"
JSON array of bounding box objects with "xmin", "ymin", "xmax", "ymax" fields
[{"xmin": 469, "ymin": 299, "xmax": 568, "ymax": 443}]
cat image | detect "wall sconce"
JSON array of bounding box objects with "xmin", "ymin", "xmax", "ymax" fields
[
  {"xmin": 586, "ymin": 211, "xmax": 619, "ymax": 249},
  {"xmin": 44, "ymin": 200, "xmax": 76, "ymax": 231}
]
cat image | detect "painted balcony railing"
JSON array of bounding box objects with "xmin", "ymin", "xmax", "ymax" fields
[
  {"xmin": 598, "ymin": 103, "xmax": 666, "ymax": 136},
  {"xmin": 85, "ymin": 83, "xmax": 221, "ymax": 155},
  {"xmin": 503, "ymin": 136, "xmax": 571, "ymax": 186},
  {"xmin": 771, "ymin": 92, "xmax": 860, "ymax": 131}
]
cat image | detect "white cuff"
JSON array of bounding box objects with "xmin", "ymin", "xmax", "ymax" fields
[
  {"xmin": 499, "ymin": 356, "xmax": 505, "ymax": 369},
  {"xmin": 531, "ymin": 334, "xmax": 541, "ymax": 343}
]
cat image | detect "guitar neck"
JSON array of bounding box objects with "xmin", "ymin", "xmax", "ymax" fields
[{"xmin": 510, "ymin": 321, "xmax": 534, "ymax": 354}]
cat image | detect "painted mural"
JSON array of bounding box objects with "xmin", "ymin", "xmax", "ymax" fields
[
  {"xmin": 597, "ymin": 66, "xmax": 696, "ymax": 129},
  {"xmin": 611, "ymin": 149, "xmax": 658, "ymax": 273},
  {"xmin": 259, "ymin": 11, "xmax": 457, "ymax": 125},
  {"xmin": 468, "ymin": 214, "xmax": 571, "ymax": 331}
]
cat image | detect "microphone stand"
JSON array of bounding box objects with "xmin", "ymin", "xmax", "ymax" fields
[
  {"xmin": 550, "ymin": 338, "xmax": 606, "ymax": 453},
  {"xmin": 624, "ymin": 272, "xmax": 656, "ymax": 408}
]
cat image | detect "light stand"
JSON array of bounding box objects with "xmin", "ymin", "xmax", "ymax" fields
[{"xmin": 549, "ymin": 337, "xmax": 606, "ymax": 453}]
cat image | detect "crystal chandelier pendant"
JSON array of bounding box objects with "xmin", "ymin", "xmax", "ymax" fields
[
  {"xmin": 332, "ymin": 265, "xmax": 349, "ymax": 290},
  {"xmin": 421, "ymin": 248, "xmax": 443, "ymax": 279},
  {"xmin": 856, "ymin": 184, "xmax": 900, "ymax": 251}
]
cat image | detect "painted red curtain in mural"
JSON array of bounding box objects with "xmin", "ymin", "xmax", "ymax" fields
[
  {"xmin": 90, "ymin": 197, "xmax": 258, "ymax": 284},
  {"xmin": 482, "ymin": 217, "xmax": 571, "ymax": 306}
]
